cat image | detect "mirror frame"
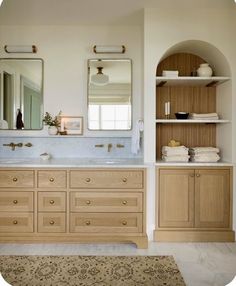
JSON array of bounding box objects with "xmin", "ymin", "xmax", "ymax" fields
[
  {"xmin": 0, "ymin": 58, "xmax": 44, "ymax": 130},
  {"xmin": 87, "ymin": 58, "xmax": 132, "ymax": 131}
]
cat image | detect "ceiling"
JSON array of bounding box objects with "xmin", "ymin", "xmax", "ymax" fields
[{"xmin": 0, "ymin": 0, "xmax": 234, "ymax": 26}]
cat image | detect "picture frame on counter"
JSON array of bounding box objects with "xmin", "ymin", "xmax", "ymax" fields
[{"xmin": 60, "ymin": 116, "xmax": 83, "ymax": 135}]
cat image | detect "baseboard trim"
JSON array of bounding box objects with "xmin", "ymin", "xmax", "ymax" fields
[{"xmin": 154, "ymin": 230, "xmax": 235, "ymax": 242}]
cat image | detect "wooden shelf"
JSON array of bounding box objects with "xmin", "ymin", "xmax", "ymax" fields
[
  {"xmin": 156, "ymin": 76, "xmax": 230, "ymax": 87},
  {"xmin": 156, "ymin": 119, "xmax": 230, "ymax": 124}
]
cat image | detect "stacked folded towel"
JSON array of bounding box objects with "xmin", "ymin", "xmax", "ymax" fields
[
  {"xmin": 189, "ymin": 147, "xmax": 220, "ymax": 162},
  {"xmin": 189, "ymin": 113, "xmax": 219, "ymax": 120},
  {"xmin": 162, "ymin": 70, "xmax": 179, "ymax": 77},
  {"xmin": 162, "ymin": 146, "xmax": 189, "ymax": 162}
]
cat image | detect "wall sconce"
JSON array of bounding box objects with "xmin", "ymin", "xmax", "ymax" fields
[
  {"xmin": 4, "ymin": 45, "xmax": 37, "ymax": 53},
  {"xmin": 93, "ymin": 45, "xmax": 125, "ymax": 54}
]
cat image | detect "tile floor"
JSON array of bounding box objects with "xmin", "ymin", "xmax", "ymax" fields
[{"xmin": 0, "ymin": 242, "xmax": 236, "ymax": 286}]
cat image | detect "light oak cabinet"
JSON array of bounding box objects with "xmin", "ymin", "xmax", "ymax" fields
[
  {"xmin": 0, "ymin": 168, "xmax": 147, "ymax": 248},
  {"xmin": 155, "ymin": 167, "xmax": 235, "ymax": 242}
]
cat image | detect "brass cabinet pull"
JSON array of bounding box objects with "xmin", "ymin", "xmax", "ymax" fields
[
  {"xmin": 189, "ymin": 174, "xmax": 195, "ymax": 177},
  {"xmin": 122, "ymin": 200, "xmax": 128, "ymax": 205},
  {"xmin": 85, "ymin": 221, "xmax": 91, "ymax": 226},
  {"xmin": 122, "ymin": 221, "xmax": 127, "ymax": 226},
  {"xmin": 122, "ymin": 178, "xmax": 127, "ymax": 183},
  {"xmin": 85, "ymin": 178, "xmax": 91, "ymax": 183},
  {"xmin": 13, "ymin": 200, "xmax": 18, "ymax": 204},
  {"xmin": 13, "ymin": 220, "xmax": 18, "ymax": 225},
  {"xmin": 86, "ymin": 200, "xmax": 91, "ymax": 205},
  {"xmin": 49, "ymin": 200, "xmax": 55, "ymax": 205},
  {"xmin": 49, "ymin": 178, "xmax": 55, "ymax": 182},
  {"xmin": 50, "ymin": 220, "xmax": 55, "ymax": 225},
  {"xmin": 196, "ymin": 174, "xmax": 200, "ymax": 177},
  {"xmin": 12, "ymin": 177, "xmax": 18, "ymax": 182}
]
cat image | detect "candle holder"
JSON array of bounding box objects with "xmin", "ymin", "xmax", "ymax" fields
[{"xmin": 165, "ymin": 114, "xmax": 170, "ymax": 119}]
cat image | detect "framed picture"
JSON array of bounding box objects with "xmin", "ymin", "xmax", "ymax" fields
[{"xmin": 60, "ymin": 116, "xmax": 83, "ymax": 135}]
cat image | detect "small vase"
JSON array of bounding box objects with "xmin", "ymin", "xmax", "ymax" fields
[
  {"xmin": 48, "ymin": 126, "xmax": 58, "ymax": 135},
  {"xmin": 197, "ymin": 63, "xmax": 213, "ymax": 77}
]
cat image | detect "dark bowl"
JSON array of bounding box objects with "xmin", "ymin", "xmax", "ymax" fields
[{"xmin": 175, "ymin": 112, "xmax": 189, "ymax": 119}]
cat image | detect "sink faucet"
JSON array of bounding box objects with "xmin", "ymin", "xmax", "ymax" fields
[
  {"xmin": 3, "ymin": 142, "xmax": 23, "ymax": 151},
  {"xmin": 107, "ymin": 143, "xmax": 113, "ymax": 152}
]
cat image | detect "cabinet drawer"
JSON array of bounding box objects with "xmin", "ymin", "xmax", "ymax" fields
[
  {"xmin": 70, "ymin": 213, "xmax": 142, "ymax": 233},
  {"xmin": 0, "ymin": 171, "xmax": 34, "ymax": 188},
  {"xmin": 0, "ymin": 213, "xmax": 33, "ymax": 232},
  {"xmin": 38, "ymin": 171, "xmax": 67, "ymax": 188},
  {"xmin": 0, "ymin": 191, "xmax": 33, "ymax": 212},
  {"xmin": 70, "ymin": 170, "xmax": 143, "ymax": 189},
  {"xmin": 38, "ymin": 192, "xmax": 66, "ymax": 212},
  {"xmin": 38, "ymin": 212, "xmax": 66, "ymax": 233},
  {"xmin": 70, "ymin": 192, "xmax": 143, "ymax": 212}
]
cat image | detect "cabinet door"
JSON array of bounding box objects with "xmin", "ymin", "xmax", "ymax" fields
[
  {"xmin": 195, "ymin": 169, "xmax": 230, "ymax": 228},
  {"xmin": 159, "ymin": 169, "xmax": 194, "ymax": 227}
]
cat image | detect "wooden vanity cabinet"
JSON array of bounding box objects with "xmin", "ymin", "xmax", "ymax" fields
[
  {"xmin": 155, "ymin": 167, "xmax": 234, "ymax": 242},
  {"xmin": 0, "ymin": 168, "xmax": 147, "ymax": 248}
]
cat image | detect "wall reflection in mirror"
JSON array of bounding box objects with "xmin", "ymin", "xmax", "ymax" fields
[
  {"xmin": 0, "ymin": 58, "xmax": 43, "ymax": 130},
  {"xmin": 88, "ymin": 59, "xmax": 132, "ymax": 130}
]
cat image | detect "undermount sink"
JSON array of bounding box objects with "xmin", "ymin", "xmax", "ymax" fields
[
  {"xmin": 0, "ymin": 158, "xmax": 30, "ymax": 164},
  {"xmin": 89, "ymin": 158, "xmax": 129, "ymax": 164}
]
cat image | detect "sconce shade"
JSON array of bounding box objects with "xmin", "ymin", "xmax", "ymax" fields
[
  {"xmin": 91, "ymin": 67, "xmax": 109, "ymax": 86},
  {"xmin": 4, "ymin": 45, "xmax": 37, "ymax": 53},
  {"xmin": 93, "ymin": 45, "xmax": 125, "ymax": 54}
]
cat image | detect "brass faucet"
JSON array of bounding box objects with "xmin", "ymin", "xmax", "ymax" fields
[
  {"xmin": 107, "ymin": 143, "xmax": 113, "ymax": 152},
  {"xmin": 3, "ymin": 142, "xmax": 23, "ymax": 151}
]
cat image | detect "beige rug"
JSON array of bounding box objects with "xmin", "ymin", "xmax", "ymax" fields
[{"xmin": 0, "ymin": 255, "xmax": 185, "ymax": 286}]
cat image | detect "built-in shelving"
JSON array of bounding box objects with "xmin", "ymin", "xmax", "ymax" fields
[
  {"xmin": 156, "ymin": 119, "xmax": 230, "ymax": 124},
  {"xmin": 156, "ymin": 76, "xmax": 230, "ymax": 87}
]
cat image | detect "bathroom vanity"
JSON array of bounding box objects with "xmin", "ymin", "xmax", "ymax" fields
[{"xmin": 0, "ymin": 159, "xmax": 148, "ymax": 248}]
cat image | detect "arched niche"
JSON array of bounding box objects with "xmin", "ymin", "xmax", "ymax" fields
[{"xmin": 156, "ymin": 40, "xmax": 231, "ymax": 77}]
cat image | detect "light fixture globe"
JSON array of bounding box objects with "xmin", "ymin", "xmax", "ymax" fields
[{"xmin": 91, "ymin": 67, "xmax": 109, "ymax": 86}]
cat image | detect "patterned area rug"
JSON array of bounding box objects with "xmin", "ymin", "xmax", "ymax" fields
[{"xmin": 0, "ymin": 255, "xmax": 185, "ymax": 286}]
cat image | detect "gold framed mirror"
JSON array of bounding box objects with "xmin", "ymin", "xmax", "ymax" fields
[
  {"xmin": 0, "ymin": 58, "xmax": 43, "ymax": 130},
  {"xmin": 88, "ymin": 59, "xmax": 132, "ymax": 130}
]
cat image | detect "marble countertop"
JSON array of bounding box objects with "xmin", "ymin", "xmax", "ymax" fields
[{"xmin": 0, "ymin": 157, "xmax": 146, "ymax": 168}]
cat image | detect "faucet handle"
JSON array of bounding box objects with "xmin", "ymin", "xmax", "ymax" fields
[
  {"xmin": 25, "ymin": 143, "xmax": 33, "ymax": 147},
  {"xmin": 116, "ymin": 144, "xmax": 124, "ymax": 148},
  {"xmin": 95, "ymin": 144, "xmax": 104, "ymax": 148}
]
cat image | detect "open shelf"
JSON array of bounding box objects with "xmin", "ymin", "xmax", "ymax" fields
[
  {"xmin": 156, "ymin": 119, "xmax": 230, "ymax": 124},
  {"xmin": 156, "ymin": 76, "xmax": 230, "ymax": 87}
]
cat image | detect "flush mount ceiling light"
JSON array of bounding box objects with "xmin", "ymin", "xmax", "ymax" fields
[
  {"xmin": 91, "ymin": 67, "xmax": 109, "ymax": 86},
  {"xmin": 93, "ymin": 45, "xmax": 125, "ymax": 54},
  {"xmin": 4, "ymin": 45, "xmax": 37, "ymax": 53}
]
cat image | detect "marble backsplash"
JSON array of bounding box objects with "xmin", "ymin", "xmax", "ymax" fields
[{"xmin": 0, "ymin": 137, "xmax": 142, "ymax": 159}]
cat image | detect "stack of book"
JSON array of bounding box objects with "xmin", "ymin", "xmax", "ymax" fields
[{"xmin": 162, "ymin": 70, "xmax": 179, "ymax": 77}]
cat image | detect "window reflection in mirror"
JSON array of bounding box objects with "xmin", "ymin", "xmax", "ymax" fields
[
  {"xmin": 0, "ymin": 58, "xmax": 43, "ymax": 130},
  {"xmin": 88, "ymin": 59, "xmax": 132, "ymax": 130}
]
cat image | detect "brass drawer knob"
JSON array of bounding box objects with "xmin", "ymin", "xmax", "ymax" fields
[
  {"xmin": 50, "ymin": 200, "xmax": 55, "ymax": 205},
  {"xmin": 13, "ymin": 220, "xmax": 18, "ymax": 225},
  {"xmin": 12, "ymin": 177, "xmax": 18, "ymax": 182},
  {"xmin": 196, "ymin": 174, "xmax": 200, "ymax": 177},
  {"xmin": 122, "ymin": 200, "xmax": 128, "ymax": 205},
  {"xmin": 122, "ymin": 221, "xmax": 127, "ymax": 226},
  {"xmin": 86, "ymin": 200, "xmax": 91, "ymax": 205},
  {"xmin": 13, "ymin": 200, "xmax": 18, "ymax": 204},
  {"xmin": 85, "ymin": 221, "xmax": 91, "ymax": 226},
  {"xmin": 122, "ymin": 178, "xmax": 127, "ymax": 183},
  {"xmin": 50, "ymin": 220, "xmax": 55, "ymax": 225},
  {"xmin": 85, "ymin": 178, "xmax": 91, "ymax": 183},
  {"xmin": 49, "ymin": 178, "xmax": 55, "ymax": 182}
]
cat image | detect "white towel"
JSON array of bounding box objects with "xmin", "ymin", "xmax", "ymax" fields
[
  {"xmin": 190, "ymin": 154, "xmax": 220, "ymax": 162},
  {"xmin": 131, "ymin": 119, "xmax": 144, "ymax": 154},
  {"xmin": 189, "ymin": 113, "xmax": 219, "ymax": 120},
  {"xmin": 189, "ymin": 147, "xmax": 220, "ymax": 154},
  {"xmin": 162, "ymin": 146, "xmax": 189, "ymax": 156},
  {"xmin": 162, "ymin": 155, "xmax": 190, "ymax": 162}
]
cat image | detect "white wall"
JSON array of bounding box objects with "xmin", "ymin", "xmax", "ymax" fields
[
  {"xmin": 0, "ymin": 25, "xmax": 143, "ymax": 137},
  {"xmin": 144, "ymin": 4, "xmax": 236, "ymax": 238}
]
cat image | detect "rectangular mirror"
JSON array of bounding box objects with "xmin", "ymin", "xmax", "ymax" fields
[
  {"xmin": 0, "ymin": 58, "xmax": 43, "ymax": 130},
  {"xmin": 88, "ymin": 59, "xmax": 132, "ymax": 130}
]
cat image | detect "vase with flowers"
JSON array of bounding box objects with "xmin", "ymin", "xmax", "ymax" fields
[{"xmin": 43, "ymin": 112, "xmax": 61, "ymax": 135}]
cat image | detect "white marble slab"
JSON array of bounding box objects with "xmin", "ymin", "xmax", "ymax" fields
[{"xmin": 155, "ymin": 160, "xmax": 234, "ymax": 167}]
